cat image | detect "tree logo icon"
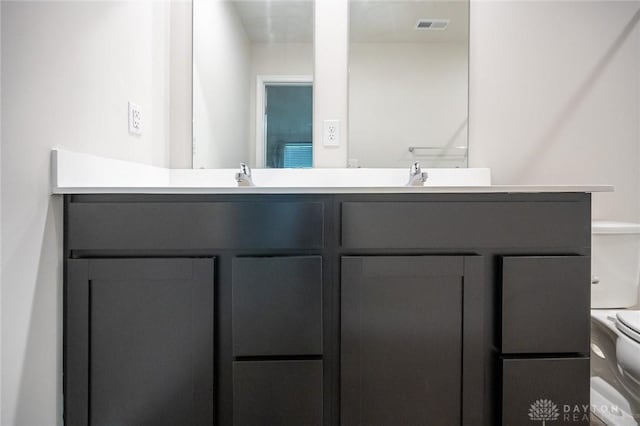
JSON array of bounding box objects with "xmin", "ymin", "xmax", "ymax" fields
[{"xmin": 529, "ymin": 399, "xmax": 560, "ymax": 425}]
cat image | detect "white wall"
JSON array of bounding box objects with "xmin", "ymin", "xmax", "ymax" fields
[
  {"xmin": 192, "ymin": 0, "xmax": 251, "ymax": 169},
  {"xmin": 250, "ymin": 43, "xmax": 314, "ymax": 166},
  {"xmin": 1, "ymin": 1, "xmax": 172, "ymax": 425},
  {"xmin": 469, "ymin": 0, "xmax": 640, "ymax": 223},
  {"xmin": 349, "ymin": 42, "xmax": 468, "ymax": 168}
]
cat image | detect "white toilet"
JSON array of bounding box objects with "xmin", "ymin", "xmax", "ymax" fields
[{"xmin": 590, "ymin": 221, "xmax": 640, "ymax": 426}]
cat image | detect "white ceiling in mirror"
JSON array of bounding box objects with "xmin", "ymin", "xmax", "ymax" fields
[
  {"xmin": 350, "ymin": 1, "xmax": 468, "ymax": 43},
  {"xmin": 231, "ymin": 0, "xmax": 314, "ymax": 43}
]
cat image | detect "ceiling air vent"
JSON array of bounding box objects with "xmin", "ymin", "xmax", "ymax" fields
[{"xmin": 415, "ymin": 19, "xmax": 449, "ymax": 30}]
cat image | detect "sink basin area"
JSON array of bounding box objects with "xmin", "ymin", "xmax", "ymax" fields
[
  {"xmin": 52, "ymin": 149, "xmax": 492, "ymax": 191},
  {"xmin": 173, "ymin": 166, "xmax": 492, "ymax": 188}
]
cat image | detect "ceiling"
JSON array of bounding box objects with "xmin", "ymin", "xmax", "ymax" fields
[
  {"xmin": 231, "ymin": 1, "xmax": 314, "ymax": 43},
  {"xmin": 350, "ymin": 1, "xmax": 469, "ymax": 43},
  {"xmin": 230, "ymin": 0, "xmax": 468, "ymax": 44}
]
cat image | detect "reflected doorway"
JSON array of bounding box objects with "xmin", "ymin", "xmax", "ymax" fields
[{"xmin": 257, "ymin": 76, "xmax": 313, "ymax": 168}]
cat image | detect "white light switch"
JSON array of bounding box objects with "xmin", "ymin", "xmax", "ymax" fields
[
  {"xmin": 323, "ymin": 119, "xmax": 340, "ymax": 147},
  {"xmin": 128, "ymin": 102, "xmax": 142, "ymax": 135}
]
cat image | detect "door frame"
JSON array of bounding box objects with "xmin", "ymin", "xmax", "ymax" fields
[{"xmin": 255, "ymin": 75, "xmax": 313, "ymax": 168}]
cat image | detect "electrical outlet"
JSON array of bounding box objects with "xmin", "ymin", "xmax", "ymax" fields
[
  {"xmin": 323, "ymin": 119, "xmax": 340, "ymax": 147},
  {"xmin": 128, "ymin": 102, "xmax": 142, "ymax": 135}
]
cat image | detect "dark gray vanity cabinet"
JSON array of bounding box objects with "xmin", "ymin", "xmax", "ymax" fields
[
  {"xmin": 341, "ymin": 256, "xmax": 485, "ymax": 426},
  {"xmin": 63, "ymin": 192, "xmax": 592, "ymax": 426},
  {"xmin": 500, "ymin": 256, "xmax": 591, "ymax": 425},
  {"xmin": 64, "ymin": 196, "xmax": 330, "ymax": 426},
  {"xmin": 64, "ymin": 258, "xmax": 214, "ymax": 426}
]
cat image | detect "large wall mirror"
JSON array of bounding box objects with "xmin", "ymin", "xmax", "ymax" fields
[
  {"xmin": 348, "ymin": 0, "xmax": 469, "ymax": 168},
  {"xmin": 192, "ymin": 0, "xmax": 469, "ymax": 169},
  {"xmin": 193, "ymin": 0, "xmax": 314, "ymax": 169}
]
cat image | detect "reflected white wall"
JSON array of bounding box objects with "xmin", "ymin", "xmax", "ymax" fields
[
  {"xmin": 349, "ymin": 42, "xmax": 468, "ymax": 168},
  {"xmin": 313, "ymin": 0, "xmax": 349, "ymax": 167},
  {"xmin": 193, "ymin": 0, "xmax": 251, "ymax": 169}
]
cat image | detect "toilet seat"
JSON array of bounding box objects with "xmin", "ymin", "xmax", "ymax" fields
[{"xmin": 616, "ymin": 310, "xmax": 640, "ymax": 344}]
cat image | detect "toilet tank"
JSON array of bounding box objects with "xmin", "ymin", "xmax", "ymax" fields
[{"xmin": 591, "ymin": 221, "xmax": 640, "ymax": 308}]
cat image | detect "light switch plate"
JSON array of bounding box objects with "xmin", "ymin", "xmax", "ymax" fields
[
  {"xmin": 128, "ymin": 102, "xmax": 142, "ymax": 135},
  {"xmin": 323, "ymin": 119, "xmax": 340, "ymax": 147}
]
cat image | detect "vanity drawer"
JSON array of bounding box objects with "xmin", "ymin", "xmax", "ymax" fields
[
  {"xmin": 341, "ymin": 200, "xmax": 589, "ymax": 249},
  {"xmin": 67, "ymin": 201, "xmax": 324, "ymax": 250},
  {"xmin": 233, "ymin": 360, "xmax": 323, "ymax": 426},
  {"xmin": 502, "ymin": 357, "xmax": 589, "ymax": 425},
  {"xmin": 501, "ymin": 256, "xmax": 590, "ymax": 354},
  {"xmin": 232, "ymin": 256, "xmax": 322, "ymax": 356}
]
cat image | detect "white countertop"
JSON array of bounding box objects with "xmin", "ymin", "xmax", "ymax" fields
[
  {"xmin": 53, "ymin": 184, "xmax": 614, "ymax": 194},
  {"xmin": 51, "ymin": 149, "xmax": 614, "ymax": 195}
]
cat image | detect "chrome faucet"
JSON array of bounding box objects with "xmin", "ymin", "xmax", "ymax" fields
[
  {"xmin": 406, "ymin": 161, "xmax": 428, "ymax": 186},
  {"xmin": 235, "ymin": 163, "xmax": 255, "ymax": 187}
]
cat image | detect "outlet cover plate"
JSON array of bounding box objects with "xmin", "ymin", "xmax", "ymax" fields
[
  {"xmin": 128, "ymin": 102, "xmax": 142, "ymax": 135},
  {"xmin": 323, "ymin": 119, "xmax": 340, "ymax": 147}
]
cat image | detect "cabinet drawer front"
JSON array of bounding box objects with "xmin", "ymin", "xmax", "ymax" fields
[
  {"xmin": 502, "ymin": 357, "xmax": 589, "ymax": 425},
  {"xmin": 341, "ymin": 201, "xmax": 589, "ymax": 249},
  {"xmin": 68, "ymin": 201, "xmax": 324, "ymax": 250},
  {"xmin": 232, "ymin": 256, "xmax": 322, "ymax": 356},
  {"xmin": 233, "ymin": 360, "xmax": 323, "ymax": 426},
  {"xmin": 502, "ymin": 256, "xmax": 590, "ymax": 354}
]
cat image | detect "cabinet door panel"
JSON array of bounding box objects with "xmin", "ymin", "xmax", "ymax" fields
[
  {"xmin": 232, "ymin": 256, "xmax": 322, "ymax": 356},
  {"xmin": 65, "ymin": 258, "xmax": 214, "ymax": 426},
  {"xmin": 233, "ymin": 360, "xmax": 323, "ymax": 426},
  {"xmin": 341, "ymin": 256, "xmax": 465, "ymax": 426}
]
